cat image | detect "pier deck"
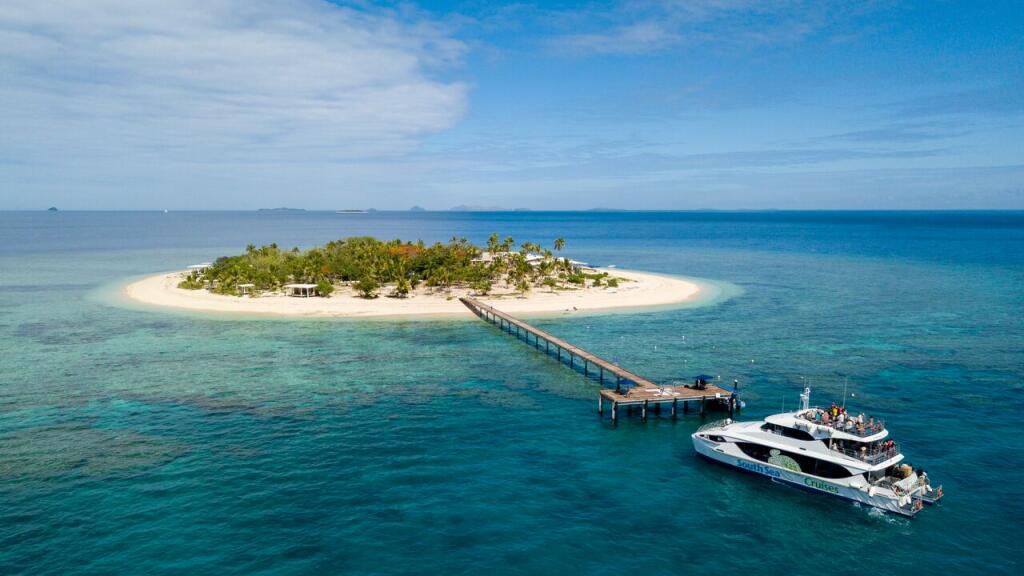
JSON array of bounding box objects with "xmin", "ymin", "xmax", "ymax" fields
[{"xmin": 460, "ymin": 297, "xmax": 737, "ymax": 421}]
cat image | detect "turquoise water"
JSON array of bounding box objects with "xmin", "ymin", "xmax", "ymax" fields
[{"xmin": 1, "ymin": 211, "xmax": 1022, "ymax": 575}]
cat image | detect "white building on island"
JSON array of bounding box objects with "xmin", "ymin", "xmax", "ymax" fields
[{"xmin": 283, "ymin": 283, "xmax": 318, "ymax": 297}]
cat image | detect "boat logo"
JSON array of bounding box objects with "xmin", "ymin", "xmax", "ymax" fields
[
  {"xmin": 737, "ymin": 459, "xmax": 781, "ymax": 478},
  {"xmin": 767, "ymin": 449, "xmax": 801, "ymax": 473},
  {"xmin": 804, "ymin": 478, "xmax": 839, "ymax": 494}
]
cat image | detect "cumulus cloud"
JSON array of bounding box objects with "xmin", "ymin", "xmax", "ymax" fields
[{"xmin": 0, "ymin": 0, "xmax": 468, "ymax": 163}]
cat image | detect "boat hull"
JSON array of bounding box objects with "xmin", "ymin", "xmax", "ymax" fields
[{"xmin": 693, "ymin": 434, "xmax": 919, "ymax": 516}]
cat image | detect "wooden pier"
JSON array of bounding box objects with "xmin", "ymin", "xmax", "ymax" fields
[{"xmin": 460, "ymin": 297, "xmax": 737, "ymax": 422}]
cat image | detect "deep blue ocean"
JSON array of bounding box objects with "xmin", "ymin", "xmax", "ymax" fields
[{"xmin": 1, "ymin": 210, "xmax": 1022, "ymax": 575}]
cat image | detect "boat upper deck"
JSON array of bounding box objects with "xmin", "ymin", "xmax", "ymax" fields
[{"xmin": 782, "ymin": 407, "xmax": 887, "ymax": 440}]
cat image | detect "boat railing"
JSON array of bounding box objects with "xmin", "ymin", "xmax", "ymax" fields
[
  {"xmin": 696, "ymin": 419, "xmax": 731, "ymax": 433},
  {"xmin": 831, "ymin": 443, "xmax": 900, "ymax": 464}
]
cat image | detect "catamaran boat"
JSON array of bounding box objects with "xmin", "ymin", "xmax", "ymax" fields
[{"xmin": 692, "ymin": 388, "xmax": 943, "ymax": 516}]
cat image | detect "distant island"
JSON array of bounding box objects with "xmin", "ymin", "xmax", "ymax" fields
[
  {"xmin": 123, "ymin": 234, "xmax": 704, "ymax": 318},
  {"xmin": 409, "ymin": 205, "xmax": 426, "ymax": 212},
  {"xmin": 449, "ymin": 204, "xmax": 506, "ymax": 212},
  {"xmin": 47, "ymin": 206, "xmax": 58, "ymax": 212}
]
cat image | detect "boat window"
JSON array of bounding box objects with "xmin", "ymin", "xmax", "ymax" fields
[
  {"xmin": 781, "ymin": 427, "xmax": 815, "ymax": 441},
  {"xmin": 737, "ymin": 442, "xmax": 854, "ymax": 478},
  {"xmin": 760, "ymin": 422, "xmax": 815, "ymax": 441},
  {"xmin": 812, "ymin": 459, "xmax": 854, "ymax": 479},
  {"xmin": 737, "ymin": 442, "xmax": 772, "ymax": 463}
]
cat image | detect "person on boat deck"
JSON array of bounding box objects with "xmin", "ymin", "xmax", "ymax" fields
[
  {"xmin": 830, "ymin": 403, "xmax": 838, "ymax": 418},
  {"xmin": 814, "ymin": 410, "xmax": 822, "ymax": 423}
]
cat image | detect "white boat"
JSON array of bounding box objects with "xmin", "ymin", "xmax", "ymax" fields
[{"xmin": 692, "ymin": 388, "xmax": 943, "ymax": 516}]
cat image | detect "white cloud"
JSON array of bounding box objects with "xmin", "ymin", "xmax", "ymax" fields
[
  {"xmin": 0, "ymin": 0, "xmax": 468, "ymax": 164},
  {"xmin": 546, "ymin": 0, "xmax": 881, "ymax": 56},
  {"xmin": 552, "ymin": 21, "xmax": 682, "ymax": 56}
]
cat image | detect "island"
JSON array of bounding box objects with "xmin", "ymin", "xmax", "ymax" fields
[
  {"xmin": 123, "ymin": 234, "xmax": 703, "ymax": 318},
  {"xmin": 449, "ymin": 204, "xmax": 506, "ymax": 212}
]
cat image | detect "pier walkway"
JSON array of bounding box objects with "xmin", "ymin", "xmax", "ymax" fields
[{"xmin": 460, "ymin": 297, "xmax": 737, "ymax": 421}]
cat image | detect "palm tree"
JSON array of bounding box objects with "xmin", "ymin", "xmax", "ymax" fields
[{"xmin": 553, "ymin": 237, "xmax": 565, "ymax": 252}]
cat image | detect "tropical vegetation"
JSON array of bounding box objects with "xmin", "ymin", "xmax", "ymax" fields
[{"xmin": 178, "ymin": 234, "xmax": 621, "ymax": 298}]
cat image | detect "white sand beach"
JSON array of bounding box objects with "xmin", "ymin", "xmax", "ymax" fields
[{"xmin": 122, "ymin": 268, "xmax": 702, "ymax": 319}]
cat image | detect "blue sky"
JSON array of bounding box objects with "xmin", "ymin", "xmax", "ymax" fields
[{"xmin": 1, "ymin": 0, "xmax": 1021, "ymax": 210}]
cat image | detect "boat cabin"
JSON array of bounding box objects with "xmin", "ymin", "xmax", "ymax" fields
[{"xmin": 760, "ymin": 411, "xmax": 899, "ymax": 465}]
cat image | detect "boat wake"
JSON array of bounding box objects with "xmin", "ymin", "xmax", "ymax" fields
[{"xmin": 862, "ymin": 503, "xmax": 910, "ymax": 525}]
